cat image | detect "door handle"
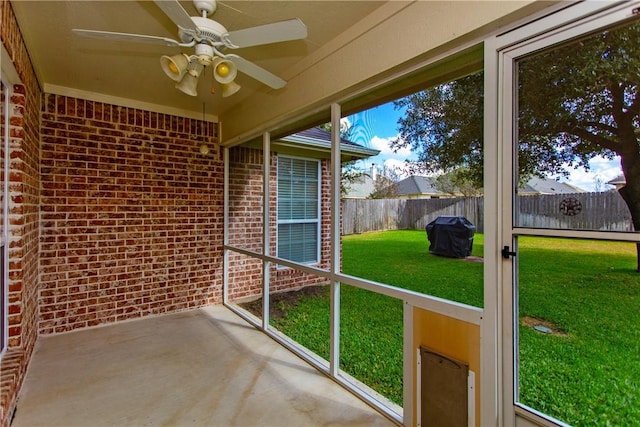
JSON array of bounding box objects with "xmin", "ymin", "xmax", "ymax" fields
[{"xmin": 502, "ymin": 245, "xmax": 517, "ymax": 259}]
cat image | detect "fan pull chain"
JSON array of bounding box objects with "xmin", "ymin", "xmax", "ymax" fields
[{"xmin": 200, "ymin": 102, "xmax": 210, "ymax": 155}]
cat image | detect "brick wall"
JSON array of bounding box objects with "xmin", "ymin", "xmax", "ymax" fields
[
  {"xmin": 39, "ymin": 94, "xmax": 224, "ymax": 334},
  {"xmin": 227, "ymin": 147, "xmax": 265, "ymax": 300},
  {"xmin": 1, "ymin": 0, "xmax": 43, "ymax": 425},
  {"xmin": 226, "ymin": 146, "xmax": 331, "ymax": 303}
]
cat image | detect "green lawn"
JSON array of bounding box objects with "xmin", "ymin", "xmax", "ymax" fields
[{"xmin": 269, "ymin": 230, "xmax": 639, "ymax": 426}]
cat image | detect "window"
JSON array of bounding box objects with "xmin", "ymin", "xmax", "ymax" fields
[{"xmin": 277, "ymin": 156, "xmax": 320, "ymax": 264}]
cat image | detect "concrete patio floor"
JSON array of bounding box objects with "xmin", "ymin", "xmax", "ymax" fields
[{"xmin": 11, "ymin": 306, "xmax": 395, "ymax": 426}]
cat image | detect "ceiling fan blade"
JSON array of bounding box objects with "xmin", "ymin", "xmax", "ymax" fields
[
  {"xmin": 72, "ymin": 29, "xmax": 181, "ymax": 46},
  {"xmin": 226, "ymin": 54, "xmax": 286, "ymax": 89},
  {"xmin": 153, "ymin": 0, "xmax": 198, "ymax": 32},
  {"xmin": 224, "ymin": 19, "xmax": 307, "ymax": 48}
]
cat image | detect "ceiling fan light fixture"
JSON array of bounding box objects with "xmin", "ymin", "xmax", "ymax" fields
[
  {"xmin": 212, "ymin": 57, "xmax": 237, "ymax": 84},
  {"xmin": 160, "ymin": 53, "xmax": 190, "ymax": 82},
  {"xmin": 194, "ymin": 43, "xmax": 214, "ymax": 61},
  {"xmin": 221, "ymin": 81, "xmax": 241, "ymax": 98},
  {"xmin": 175, "ymin": 62, "xmax": 204, "ymax": 96}
]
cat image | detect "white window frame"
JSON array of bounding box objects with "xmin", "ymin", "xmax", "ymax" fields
[
  {"xmin": 0, "ymin": 69, "xmax": 12, "ymax": 359},
  {"xmin": 276, "ymin": 154, "xmax": 321, "ymax": 266}
]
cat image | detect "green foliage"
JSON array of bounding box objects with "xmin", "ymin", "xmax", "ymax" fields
[
  {"xmin": 392, "ymin": 72, "xmax": 484, "ymax": 186},
  {"xmin": 392, "ymin": 21, "xmax": 639, "ymax": 189},
  {"xmin": 516, "ymin": 22, "xmax": 640, "ymax": 177},
  {"xmin": 433, "ymin": 166, "xmax": 483, "ymax": 196}
]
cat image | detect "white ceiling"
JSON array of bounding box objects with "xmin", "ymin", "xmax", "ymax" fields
[{"xmin": 11, "ymin": 0, "xmax": 386, "ymax": 120}]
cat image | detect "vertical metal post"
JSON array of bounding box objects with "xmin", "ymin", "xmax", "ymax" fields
[
  {"xmin": 403, "ymin": 301, "xmax": 414, "ymax": 426},
  {"xmin": 223, "ymin": 146, "xmax": 230, "ymax": 306},
  {"xmin": 262, "ymin": 132, "xmax": 271, "ymax": 330},
  {"xmin": 483, "ymin": 34, "xmax": 502, "ymax": 427},
  {"xmin": 330, "ymin": 103, "xmax": 341, "ymax": 377}
]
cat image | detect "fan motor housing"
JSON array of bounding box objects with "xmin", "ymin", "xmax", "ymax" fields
[{"xmin": 180, "ymin": 16, "xmax": 228, "ymax": 44}]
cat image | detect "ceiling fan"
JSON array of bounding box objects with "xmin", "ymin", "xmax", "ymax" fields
[{"xmin": 73, "ymin": 0, "xmax": 307, "ymax": 97}]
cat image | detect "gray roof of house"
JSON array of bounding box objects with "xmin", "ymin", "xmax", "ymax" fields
[
  {"xmin": 394, "ymin": 176, "xmax": 440, "ymax": 195},
  {"xmin": 281, "ymin": 127, "xmax": 380, "ymax": 159},
  {"xmin": 607, "ymin": 174, "xmax": 625, "ymax": 185},
  {"xmin": 520, "ymin": 176, "xmax": 586, "ymax": 194}
]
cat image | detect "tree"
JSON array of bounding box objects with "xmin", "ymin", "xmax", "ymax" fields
[
  {"xmin": 369, "ymin": 165, "xmax": 403, "ymax": 198},
  {"xmin": 593, "ymin": 176, "xmax": 606, "ymax": 193},
  {"xmin": 392, "ymin": 20, "xmax": 640, "ymax": 270},
  {"xmin": 370, "ymin": 175, "xmax": 397, "ymax": 199},
  {"xmin": 433, "ymin": 167, "xmax": 483, "ymax": 197},
  {"xmin": 341, "ymin": 162, "xmax": 369, "ymax": 196},
  {"xmin": 392, "ymin": 72, "xmax": 484, "ymax": 185}
]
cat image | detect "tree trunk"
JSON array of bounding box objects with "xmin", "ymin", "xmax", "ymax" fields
[{"xmin": 618, "ymin": 172, "xmax": 640, "ymax": 272}]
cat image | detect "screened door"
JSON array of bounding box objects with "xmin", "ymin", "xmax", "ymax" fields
[{"xmin": 498, "ymin": 3, "xmax": 640, "ymax": 425}]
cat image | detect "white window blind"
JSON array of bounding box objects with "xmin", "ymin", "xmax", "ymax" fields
[{"xmin": 277, "ymin": 156, "xmax": 320, "ymax": 264}]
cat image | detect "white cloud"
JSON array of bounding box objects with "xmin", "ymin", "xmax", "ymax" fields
[
  {"xmin": 382, "ymin": 158, "xmax": 412, "ymax": 178},
  {"xmin": 340, "ymin": 117, "xmax": 352, "ymax": 133},
  {"xmin": 558, "ymin": 155, "xmax": 622, "ymax": 192},
  {"xmin": 369, "ymin": 135, "xmax": 412, "ymax": 158}
]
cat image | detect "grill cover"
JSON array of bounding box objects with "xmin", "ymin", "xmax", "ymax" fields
[{"xmin": 426, "ymin": 216, "xmax": 475, "ymax": 258}]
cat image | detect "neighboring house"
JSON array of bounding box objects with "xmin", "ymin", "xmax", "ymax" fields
[
  {"xmin": 391, "ymin": 175, "xmax": 443, "ymax": 199},
  {"xmin": 344, "ymin": 172, "xmax": 450, "ymax": 199},
  {"xmin": 342, "ymin": 164, "xmax": 379, "ymax": 199},
  {"xmin": 343, "ymin": 174, "xmax": 376, "ymax": 199},
  {"xmin": 519, "ymin": 176, "xmax": 586, "ymax": 195},
  {"xmin": 607, "ymin": 174, "xmax": 626, "ymax": 190},
  {"xmin": 363, "ymin": 175, "xmax": 586, "ymax": 199}
]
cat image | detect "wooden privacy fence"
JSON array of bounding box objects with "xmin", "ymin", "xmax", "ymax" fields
[
  {"xmin": 341, "ymin": 191, "xmax": 632, "ymax": 235},
  {"xmin": 342, "ymin": 197, "xmax": 485, "ymax": 234}
]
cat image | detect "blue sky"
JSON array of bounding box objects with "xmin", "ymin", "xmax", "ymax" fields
[{"xmin": 345, "ymin": 101, "xmax": 623, "ymax": 192}]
